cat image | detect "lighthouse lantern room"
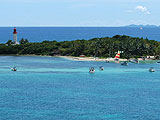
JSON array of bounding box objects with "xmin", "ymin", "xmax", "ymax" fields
[{"xmin": 13, "ymin": 27, "xmax": 19, "ymax": 45}]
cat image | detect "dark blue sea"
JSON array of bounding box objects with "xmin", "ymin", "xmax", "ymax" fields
[
  {"xmin": 0, "ymin": 27, "xmax": 160, "ymax": 43},
  {"xmin": 0, "ymin": 56, "xmax": 160, "ymax": 119}
]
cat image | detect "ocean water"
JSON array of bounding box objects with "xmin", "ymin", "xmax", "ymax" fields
[
  {"xmin": 0, "ymin": 27, "xmax": 160, "ymax": 43},
  {"xmin": 0, "ymin": 56, "xmax": 160, "ymax": 119}
]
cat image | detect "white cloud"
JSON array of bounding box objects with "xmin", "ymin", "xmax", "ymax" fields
[
  {"xmin": 136, "ymin": 6, "xmax": 147, "ymax": 12},
  {"xmin": 146, "ymin": 11, "xmax": 151, "ymax": 14},
  {"xmin": 135, "ymin": 5, "xmax": 151, "ymax": 14}
]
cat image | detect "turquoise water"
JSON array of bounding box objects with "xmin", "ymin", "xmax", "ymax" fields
[{"xmin": 0, "ymin": 56, "xmax": 160, "ymax": 120}]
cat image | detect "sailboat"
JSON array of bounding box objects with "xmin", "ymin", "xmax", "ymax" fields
[{"xmin": 114, "ymin": 51, "xmax": 121, "ymax": 61}]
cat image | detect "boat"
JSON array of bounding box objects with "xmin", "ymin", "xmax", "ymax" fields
[
  {"xmin": 114, "ymin": 51, "xmax": 121, "ymax": 61},
  {"xmin": 121, "ymin": 61, "xmax": 128, "ymax": 66},
  {"xmin": 149, "ymin": 67, "xmax": 155, "ymax": 72},
  {"xmin": 105, "ymin": 60, "xmax": 109, "ymax": 63},
  {"xmin": 157, "ymin": 61, "xmax": 160, "ymax": 63},
  {"xmin": 114, "ymin": 58, "xmax": 119, "ymax": 62},
  {"xmin": 11, "ymin": 67, "xmax": 17, "ymax": 71},
  {"xmin": 129, "ymin": 58, "xmax": 139, "ymax": 64},
  {"xmin": 142, "ymin": 57, "xmax": 146, "ymax": 61},
  {"xmin": 99, "ymin": 66, "xmax": 104, "ymax": 71},
  {"xmin": 89, "ymin": 67, "xmax": 95, "ymax": 73}
]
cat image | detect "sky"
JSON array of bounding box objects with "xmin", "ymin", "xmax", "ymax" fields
[{"xmin": 0, "ymin": 0, "xmax": 159, "ymax": 26}]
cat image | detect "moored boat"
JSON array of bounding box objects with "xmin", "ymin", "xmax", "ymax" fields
[
  {"xmin": 149, "ymin": 67, "xmax": 155, "ymax": 72},
  {"xmin": 105, "ymin": 60, "xmax": 109, "ymax": 63},
  {"xmin": 99, "ymin": 66, "xmax": 104, "ymax": 71},
  {"xmin": 129, "ymin": 58, "xmax": 139, "ymax": 64},
  {"xmin": 89, "ymin": 67, "xmax": 95, "ymax": 73},
  {"xmin": 121, "ymin": 61, "xmax": 128, "ymax": 66},
  {"xmin": 11, "ymin": 67, "xmax": 17, "ymax": 71},
  {"xmin": 114, "ymin": 51, "xmax": 120, "ymax": 61}
]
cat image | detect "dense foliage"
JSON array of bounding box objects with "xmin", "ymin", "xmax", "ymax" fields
[{"xmin": 1, "ymin": 35, "xmax": 160, "ymax": 59}]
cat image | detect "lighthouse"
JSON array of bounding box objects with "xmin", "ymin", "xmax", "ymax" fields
[{"xmin": 13, "ymin": 27, "xmax": 19, "ymax": 45}]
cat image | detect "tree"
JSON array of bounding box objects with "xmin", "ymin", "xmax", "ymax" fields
[
  {"xmin": 6, "ymin": 40, "xmax": 13, "ymax": 46},
  {"xmin": 20, "ymin": 38, "xmax": 29, "ymax": 44}
]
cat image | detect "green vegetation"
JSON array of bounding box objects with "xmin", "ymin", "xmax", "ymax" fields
[{"xmin": 2, "ymin": 35, "xmax": 160, "ymax": 59}]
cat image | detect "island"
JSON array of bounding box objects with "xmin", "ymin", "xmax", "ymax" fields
[
  {"xmin": 0, "ymin": 35, "xmax": 160, "ymax": 60},
  {"xmin": 125, "ymin": 24, "xmax": 160, "ymax": 28}
]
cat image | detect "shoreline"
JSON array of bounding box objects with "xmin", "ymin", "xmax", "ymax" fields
[
  {"xmin": 0, "ymin": 54, "xmax": 158, "ymax": 62},
  {"xmin": 59, "ymin": 56, "xmax": 144, "ymax": 62}
]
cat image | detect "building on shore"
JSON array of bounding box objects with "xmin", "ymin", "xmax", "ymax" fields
[{"xmin": 13, "ymin": 27, "xmax": 19, "ymax": 45}]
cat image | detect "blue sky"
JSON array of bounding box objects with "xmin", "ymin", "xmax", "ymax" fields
[{"xmin": 0, "ymin": 0, "xmax": 159, "ymax": 26}]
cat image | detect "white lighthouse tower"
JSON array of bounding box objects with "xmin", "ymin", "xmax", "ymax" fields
[{"xmin": 13, "ymin": 27, "xmax": 19, "ymax": 45}]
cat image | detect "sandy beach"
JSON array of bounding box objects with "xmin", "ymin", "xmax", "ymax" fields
[
  {"xmin": 58, "ymin": 56, "xmax": 155, "ymax": 63},
  {"xmin": 59, "ymin": 56, "xmax": 129, "ymax": 62}
]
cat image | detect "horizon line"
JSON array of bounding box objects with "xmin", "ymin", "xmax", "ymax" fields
[
  {"xmin": 0, "ymin": 25, "xmax": 125, "ymax": 27},
  {"xmin": 0, "ymin": 24, "xmax": 159, "ymax": 27}
]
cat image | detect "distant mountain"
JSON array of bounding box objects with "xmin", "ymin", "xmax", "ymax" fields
[{"xmin": 125, "ymin": 24, "xmax": 159, "ymax": 28}]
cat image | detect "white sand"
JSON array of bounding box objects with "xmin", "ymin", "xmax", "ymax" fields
[{"xmin": 59, "ymin": 56, "xmax": 128, "ymax": 62}]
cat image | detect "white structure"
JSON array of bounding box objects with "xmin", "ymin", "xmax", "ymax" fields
[{"xmin": 13, "ymin": 27, "xmax": 19, "ymax": 45}]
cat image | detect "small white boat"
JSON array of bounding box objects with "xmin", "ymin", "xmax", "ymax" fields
[
  {"xmin": 89, "ymin": 67, "xmax": 95, "ymax": 73},
  {"xmin": 149, "ymin": 67, "xmax": 155, "ymax": 72},
  {"xmin": 11, "ymin": 67, "xmax": 17, "ymax": 71},
  {"xmin": 129, "ymin": 59, "xmax": 139, "ymax": 64},
  {"xmin": 99, "ymin": 66, "xmax": 104, "ymax": 71}
]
